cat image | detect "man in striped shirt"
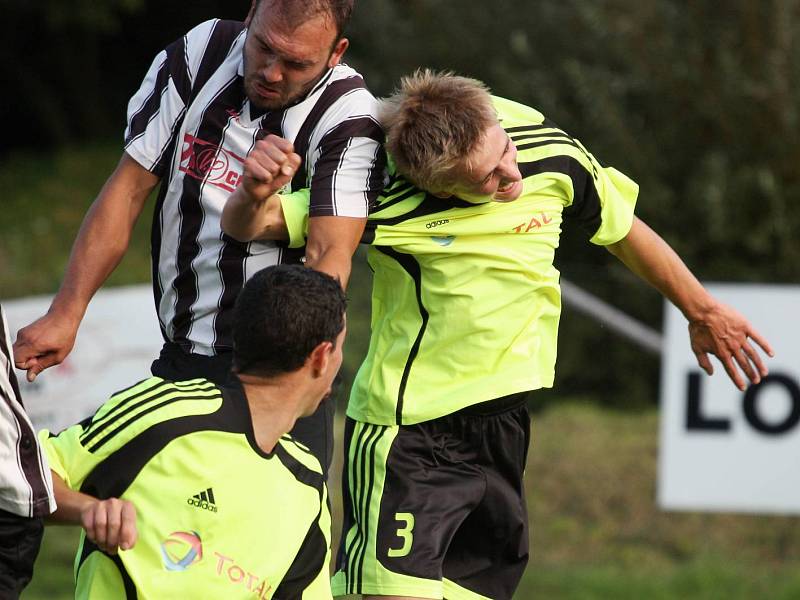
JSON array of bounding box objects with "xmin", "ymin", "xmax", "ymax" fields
[
  {"xmin": 13, "ymin": 0, "xmax": 385, "ymax": 472},
  {"xmin": 0, "ymin": 305, "xmax": 55, "ymax": 599}
]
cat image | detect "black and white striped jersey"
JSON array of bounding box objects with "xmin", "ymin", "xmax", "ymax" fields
[
  {"xmin": 124, "ymin": 18, "xmax": 386, "ymax": 356},
  {"xmin": 0, "ymin": 305, "xmax": 55, "ymax": 518}
]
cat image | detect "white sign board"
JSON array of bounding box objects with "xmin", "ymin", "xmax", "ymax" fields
[
  {"xmin": 4, "ymin": 285, "xmax": 162, "ymax": 433},
  {"xmin": 659, "ymin": 284, "xmax": 800, "ymax": 515}
]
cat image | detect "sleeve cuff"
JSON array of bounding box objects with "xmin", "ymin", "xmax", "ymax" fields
[{"xmin": 38, "ymin": 429, "xmax": 69, "ymax": 485}]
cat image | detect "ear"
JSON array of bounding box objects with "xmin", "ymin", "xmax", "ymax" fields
[
  {"xmin": 308, "ymin": 340, "xmax": 334, "ymax": 377},
  {"xmin": 328, "ymin": 38, "xmax": 349, "ymax": 68},
  {"xmin": 244, "ymin": 0, "xmax": 257, "ymax": 26}
]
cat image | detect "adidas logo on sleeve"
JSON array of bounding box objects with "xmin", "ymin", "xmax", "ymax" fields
[{"xmin": 187, "ymin": 487, "xmax": 218, "ymax": 513}]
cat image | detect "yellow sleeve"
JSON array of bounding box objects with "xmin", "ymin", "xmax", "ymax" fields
[
  {"xmin": 38, "ymin": 425, "xmax": 101, "ymax": 490},
  {"xmin": 589, "ymin": 165, "xmax": 639, "ymax": 246},
  {"xmin": 280, "ymin": 189, "xmax": 311, "ymax": 249}
]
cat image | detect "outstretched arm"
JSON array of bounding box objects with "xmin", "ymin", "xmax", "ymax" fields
[
  {"xmin": 606, "ymin": 217, "xmax": 774, "ymax": 390},
  {"xmin": 13, "ymin": 153, "xmax": 159, "ymax": 382},
  {"xmin": 48, "ymin": 472, "xmax": 137, "ymax": 554}
]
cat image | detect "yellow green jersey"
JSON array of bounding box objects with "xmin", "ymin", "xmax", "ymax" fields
[
  {"xmin": 40, "ymin": 376, "xmax": 332, "ymax": 599},
  {"xmin": 282, "ymin": 96, "xmax": 638, "ymax": 425}
]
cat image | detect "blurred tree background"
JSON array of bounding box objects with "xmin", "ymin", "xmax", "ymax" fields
[{"xmin": 3, "ymin": 0, "xmax": 796, "ymax": 407}]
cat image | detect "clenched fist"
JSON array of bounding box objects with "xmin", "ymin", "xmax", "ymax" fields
[{"xmin": 241, "ymin": 135, "xmax": 302, "ymax": 204}]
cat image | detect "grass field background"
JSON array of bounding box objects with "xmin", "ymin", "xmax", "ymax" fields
[{"xmin": 5, "ymin": 143, "xmax": 800, "ymax": 599}]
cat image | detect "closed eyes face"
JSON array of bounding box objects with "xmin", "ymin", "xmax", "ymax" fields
[{"xmin": 439, "ymin": 123, "xmax": 523, "ymax": 203}]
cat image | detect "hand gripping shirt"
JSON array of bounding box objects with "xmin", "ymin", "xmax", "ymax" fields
[
  {"xmin": 124, "ymin": 18, "xmax": 386, "ymax": 356},
  {"xmin": 282, "ymin": 96, "xmax": 638, "ymax": 425},
  {"xmin": 40, "ymin": 377, "xmax": 332, "ymax": 599}
]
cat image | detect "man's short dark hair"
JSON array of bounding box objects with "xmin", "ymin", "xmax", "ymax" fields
[
  {"xmin": 255, "ymin": 0, "xmax": 354, "ymax": 39},
  {"xmin": 232, "ymin": 265, "xmax": 346, "ymax": 377}
]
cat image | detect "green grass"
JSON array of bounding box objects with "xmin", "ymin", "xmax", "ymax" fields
[
  {"xmin": 519, "ymin": 561, "xmax": 800, "ymax": 599},
  {"xmin": 23, "ymin": 526, "xmax": 80, "ymax": 600}
]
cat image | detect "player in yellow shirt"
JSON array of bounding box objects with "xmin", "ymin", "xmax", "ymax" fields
[
  {"xmin": 42, "ymin": 265, "xmax": 345, "ymax": 599},
  {"xmin": 222, "ymin": 71, "xmax": 773, "ymax": 600}
]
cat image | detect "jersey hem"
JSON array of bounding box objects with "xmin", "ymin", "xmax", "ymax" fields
[
  {"xmin": 0, "ymin": 494, "xmax": 55, "ymax": 518},
  {"xmin": 331, "ymin": 579, "xmax": 442, "ymax": 599},
  {"xmin": 122, "ymin": 144, "xmax": 158, "ymax": 175},
  {"xmin": 308, "ymin": 207, "xmax": 369, "ymax": 219},
  {"xmin": 346, "ymin": 377, "xmax": 553, "ymax": 425}
]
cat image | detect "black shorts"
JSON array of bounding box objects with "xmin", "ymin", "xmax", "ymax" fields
[
  {"xmin": 332, "ymin": 393, "xmax": 531, "ymax": 600},
  {"xmin": 151, "ymin": 342, "xmax": 335, "ymax": 474},
  {"xmin": 0, "ymin": 508, "xmax": 44, "ymax": 599}
]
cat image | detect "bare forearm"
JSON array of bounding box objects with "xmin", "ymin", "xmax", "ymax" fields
[
  {"xmin": 305, "ymin": 216, "xmax": 366, "ymax": 288},
  {"xmin": 608, "ymin": 216, "xmax": 773, "ymax": 388},
  {"xmin": 12, "ymin": 153, "xmax": 157, "ymax": 381},
  {"xmin": 52, "ymin": 154, "xmax": 157, "ymax": 322},
  {"xmin": 47, "ymin": 471, "xmax": 138, "ymax": 552},
  {"xmin": 47, "ymin": 472, "xmax": 96, "ymax": 525},
  {"xmin": 221, "ymin": 191, "xmax": 287, "ymax": 242},
  {"xmin": 305, "ymin": 246, "xmax": 354, "ymax": 287},
  {"xmin": 54, "ymin": 200, "xmax": 138, "ymax": 321},
  {"xmin": 607, "ymin": 217, "xmax": 714, "ymax": 322}
]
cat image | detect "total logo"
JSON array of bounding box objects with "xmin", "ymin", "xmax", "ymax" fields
[
  {"xmin": 161, "ymin": 531, "xmax": 203, "ymax": 572},
  {"xmin": 512, "ymin": 211, "xmax": 553, "ymax": 233},
  {"xmin": 213, "ymin": 551, "xmax": 274, "ymax": 598},
  {"xmin": 160, "ymin": 530, "xmax": 274, "ymax": 598}
]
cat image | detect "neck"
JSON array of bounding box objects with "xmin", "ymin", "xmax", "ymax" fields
[{"xmin": 237, "ymin": 373, "xmax": 310, "ymax": 454}]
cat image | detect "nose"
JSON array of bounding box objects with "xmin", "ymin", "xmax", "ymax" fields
[{"xmin": 261, "ymin": 56, "xmax": 283, "ymax": 83}]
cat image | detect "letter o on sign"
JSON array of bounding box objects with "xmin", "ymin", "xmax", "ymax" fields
[{"xmin": 743, "ymin": 373, "xmax": 800, "ymax": 435}]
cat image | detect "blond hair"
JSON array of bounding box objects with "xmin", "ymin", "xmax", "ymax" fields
[{"xmin": 379, "ymin": 69, "xmax": 497, "ymax": 191}]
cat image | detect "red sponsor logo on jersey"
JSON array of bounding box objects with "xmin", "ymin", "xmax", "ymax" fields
[
  {"xmin": 512, "ymin": 212, "xmax": 553, "ymax": 233},
  {"xmin": 179, "ymin": 134, "xmax": 245, "ymax": 193}
]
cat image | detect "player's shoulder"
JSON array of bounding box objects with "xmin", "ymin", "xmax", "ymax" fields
[
  {"xmin": 170, "ymin": 19, "xmax": 245, "ymax": 79},
  {"xmin": 328, "ymin": 63, "xmax": 370, "ymax": 88},
  {"xmin": 368, "ymin": 166, "xmax": 425, "ymax": 218},
  {"xmin": 184, "ymin": 19, "xmax": 245, "ymax": 45},
  {"xmin": 109, "ymin": 375, "xmax": 220, "ymax": 399},
  {"xmin": 92, "ymin": 376, "xmax": 223, "ymax": 428},
  {"xmin": 277, "ymin": 434, "xmax": 325, "ymax": 483},
  {"xmin": 71, "ymin": 377, "xmax": 224, "ymax": 456},
  {"xmin": 314, "ymin": 64, "xmax": 380, "ymax": 116},
  {"xmin": 492, "ymin": 95, "xmax": 547, "ymax": 129}
]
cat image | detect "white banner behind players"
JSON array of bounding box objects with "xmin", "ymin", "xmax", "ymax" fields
[
  {"xmin": 4, "ymin": 285, "xmax": 162, "ymax": 433},
  {"xmin": 659, "ymin": 284, "xmax": 800, "ymax": 515}
]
